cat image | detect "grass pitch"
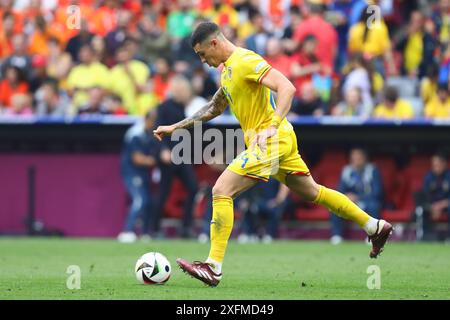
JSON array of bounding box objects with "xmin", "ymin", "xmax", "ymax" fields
[{"xmin": 0, "ymin": 238, "xmax": 449, "ymax": 300}]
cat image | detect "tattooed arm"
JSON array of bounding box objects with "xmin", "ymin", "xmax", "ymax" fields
[{"xmin": 153, "ymin": 88, "xmax": 228, "ymax": 141}]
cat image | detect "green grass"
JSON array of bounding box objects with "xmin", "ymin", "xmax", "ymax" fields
[{"xmin": 0, "ymin": 238, "xmax": 449, "ymax": 300}]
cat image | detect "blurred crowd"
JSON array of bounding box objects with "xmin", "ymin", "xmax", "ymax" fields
[{"xmin": 0, "ymin": 0, "xmax": 450, "ymax": 119}]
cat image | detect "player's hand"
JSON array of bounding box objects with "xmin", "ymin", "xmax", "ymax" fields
[
  {"xmin": 153, "ymin": 125, "xmax": 176, "ymax": 141},
  {"xmin": 250, "ymin": 126, "xmax": 278, "ymax": 153}
]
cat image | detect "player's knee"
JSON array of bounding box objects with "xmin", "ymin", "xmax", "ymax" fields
[
  {"xmin": 212, "ymin": 183, "xmax": 232, "ymax": 198},
  {"xmin": 302, "ymin": 182, "xmax": 321, "ymax": 202}
]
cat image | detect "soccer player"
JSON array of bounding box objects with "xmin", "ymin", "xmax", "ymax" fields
[{"xmin": 153, "ymin": 22, "xmax": 393, "ymax": 287}]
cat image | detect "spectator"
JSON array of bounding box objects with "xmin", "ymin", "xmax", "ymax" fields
[
  {"xmin": 65, "ymin": 19, "xmax": 94, "ymax": 63},
  {"xmin": 66, "ymin": 44, "xmax": 110, "ymax": 112},
  {"xmin": 373, "ymin": 86, "xmax": 415, "ymax": 119},
  {"xmin": 154, "ymin": 75, "xmax": 199, "ymax": 239},
  {"xmin": 77, "ymin": 87, "xmax": 110, "ymax": 115},
  {"xmin": 431, "ymin": 0, "xmax": 450, "ymax": 49},
  {"xmin": 166, "ymin": 0, "xmax": 198, "ymax": 41},
  {"xmin": 290, "ymin": 81, "xmax": 327, "ymax": 116},
  {"xmin": 0, "ymin": 65, "xmax": 29, "ymax": 110},
  {"xmin": 171, "ymin": 17, "xmax": 205, "ymax": 74},
  {"xmin": 342, "ymin": 53, "xmax": 375, "ymax": 110},
  {"xmin": 4, "ymin": 93, "xmax": 33, "ymax": 116},
  {"xmin": 46, "ymin": 37, "xmax": 73, "ymax": 91},
  {"xmin": 330, "ymin": 148, "xmax": 383, "ymax": 244},
  {"xmin": 415, "ymin": 152, "xmax": 450, "ymax": 242},
  {"xmin": 348, "ymin": 6, "xmax": 396, "ymax": 76},
  {"xmin": 0, "ymin": 34, "xmax": 32, "ymax": 80},
  {"xmin": 421, "ymin": 62, "xmax": 440, "ymax": 104},
  {"xmin": 245, "ymin": 8, "xmax": 272, "ymax": 56},
  {"xmin": 29, "ymin": 55, "xmax": 52, "ymax": 93},
  {"xmin": 0, "ymin": 11, "xmax": 15, "ymax": 60},
  {"xmin": 264, "ymin": 37, "xmax": 292, "ymax": 78},
  {"xmin": 348, "ymin": 0, "xmax": 368, "ymax": 27},
  {"xmin": 109, "ymin": 41, "xmax": 157, "ymax": 115},
  {"xmin": 92, "ymin": 0, "xmax": 121, "ymax": 37},
  {"xmin": 203, "ymin": 0, "xmax": 239, "ymax": 30},
  {"xmin": 332, "ymin": 87, "xmax": 372, "ymax": 117},
  {"xmin": 35, "ymin": 80, "xmax": 70, "ymax": 117},
  {"xmin": 137, "ymin": 13, "xmax": 171, "ymax": 64},
  {"xmin": 91, "ymin": 35, "xmax": 109, "ymax": 66},
  {"xmin": 238, "ymin": 179, "xmax": 291, "ymax": 243},
  {"xmin": 103, "ymin": 94, "xmax": 128, "ymax": 116},
  {"xmin": 105, "ymin": 9, "xmax": 134, "ymax": 63},
  {"xmin": 395, "ymin": 11, "xmax": 438, "ymax": 79},
  {"xmin": 327, "ymin": 0, "xmax": 354, "ymax": 71},
  {"xmin": 234, "ymin": 3, "xmax": 258, "ymax": 41},
  {"xmin": 152, "ymin": 57, "xmax": 174, "ymax": 102},
  {"xmin": 118, "ymin": 110, "xmax": 161, "ymax": 243},
  {"xmin": 425, "ymin": 83, "xmax": 450, "ymax": 119},
  {"xmin": 293, "ymin": 1, "xmax": 338, "ymax": 70},
  {"xmin": 291, "ymin": 35, "xmax": 322, "ymax": 96},
  {"xmin": 52, "ymin": 0, "xmax": 95, "ymax": 44},
  {"xmin": 281, "ymin": 5, "xmax": 303, "ymax": 54},
  {"xmin": 27, "ymin": 15, "xmax": 63, "ymax": 56}
]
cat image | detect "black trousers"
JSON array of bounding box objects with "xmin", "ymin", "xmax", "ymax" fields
[{"xmin": 154, "ymin": 163, "xmax": 198, "ymax": 236}]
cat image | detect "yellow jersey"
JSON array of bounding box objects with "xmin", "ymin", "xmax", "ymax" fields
[
  {"xmin": 348, "ymin": 21, "xmax": 391, "ymax": 57},
  {"xmin": 373, "ymin": 99, "xmax": 415, "ymax": 119},
  {"xmin": 221, "ymin": 47, "xmax": 293, "ymax": 145},
  {"xmin": 425, "ymin": 96, "xmax": 450, "ymax": 119}
]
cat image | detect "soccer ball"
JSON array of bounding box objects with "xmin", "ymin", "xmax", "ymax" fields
[{"xmin": 135, "ymin": 252, "xmax": 171, "ymax": 284}]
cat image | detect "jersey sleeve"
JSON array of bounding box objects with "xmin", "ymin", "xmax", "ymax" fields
[
  {"xmin": 241, "ymin": 52, "xmax": 272, "ymax": 84},
  {"xmin": 129, "ymin": 136, "xmax": 143, "ymax": 154}
]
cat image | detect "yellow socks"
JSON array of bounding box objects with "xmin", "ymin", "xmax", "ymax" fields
[
  {"xmin": 313, "ymin": 185, "xmax": 371, "ymax": 227},
  {"xmin": 208, "ymin": 195, "xmax": 234, "ymax": 266}
]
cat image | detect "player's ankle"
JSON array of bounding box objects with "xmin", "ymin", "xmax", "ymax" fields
[
  {"xmin": 364, "ymin": 217, "xmax": 382, "ymax": 236},
  {"xmin": 206, "ymin": 257, "xmax": 222, "ymax": 274}
]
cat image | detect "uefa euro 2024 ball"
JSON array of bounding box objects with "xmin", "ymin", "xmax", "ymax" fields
[{"xmin": 135, "ymin": 252, "xmax": 171, "ymax": 284}]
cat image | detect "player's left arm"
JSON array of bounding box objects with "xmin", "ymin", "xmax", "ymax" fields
[{"xmin": 260, "ymin": 68, "xmax": 296, "ymax": 127}]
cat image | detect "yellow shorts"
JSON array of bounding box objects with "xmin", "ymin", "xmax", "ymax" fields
[{"xmin": 227, "ymin": 130, "xmax": 310, "ymax": 185}]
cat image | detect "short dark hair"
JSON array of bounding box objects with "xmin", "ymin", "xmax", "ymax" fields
[
  {"xmin": 43, "ymin": 79, "xmax": 59, "ymax": 93},
  {"xmin": 384, "ymin": 86, "xmax": 399, "ymax": 103},
  {"xmin": 289, "ymin": 5, "xmax": 301, "ymax": 16},
  {"xmin": 190, "ymin": 22, "xmax": 220, "ymax": 47},
  {"xmin": 438, "ymin": 82, "xmax": 448, "ymax": 93}
]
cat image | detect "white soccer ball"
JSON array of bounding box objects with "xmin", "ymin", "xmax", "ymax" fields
[{"xmin": 135, "ymin": 252, "xmax": 171, "ymax": 284}]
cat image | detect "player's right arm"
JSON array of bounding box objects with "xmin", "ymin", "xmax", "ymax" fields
[{"xmin": 153, "ymin": 88, "xmax": 227, "ymax": 141}]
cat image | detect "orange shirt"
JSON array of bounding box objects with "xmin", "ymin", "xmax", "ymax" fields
[
  {"xmin": 92, "ymin": 6, "xmax": 118, "ymax": 37},
  {"xmin": 28, "ymin": 29, "xmax": 65, "ymax": 56},
  {"xmin": 0, "ymin": 81, "xmax": 29, "ymax": 108},
  {"xmin": 0, "ymin": 9, "xmax": 24, "ymax": 34},
  {"xmin": 53, "ymin": 4, "xmax": 96, "ymax": 43},
  {"xmin": 0, "ymin": 31, "xmax": 13, "ymax": 59},
  {"xmin": 153, "ymin": 74, "xmax": 174, "ymax": 102}
]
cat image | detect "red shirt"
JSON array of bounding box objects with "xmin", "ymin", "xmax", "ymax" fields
[
  {"xmin": 293, "ymin": 15, "xmax": 338, "ymax": 69},
  {"xmin": 0, "ymin": 80, "xmax": 29, "ymax": 108},
  {"xmin": 265, "ymin": 54, "xmax": 293, "ymax": 79},
  {"xmin": 291, "ymin": 52, "xmax": 318, "ymax": 93}
]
